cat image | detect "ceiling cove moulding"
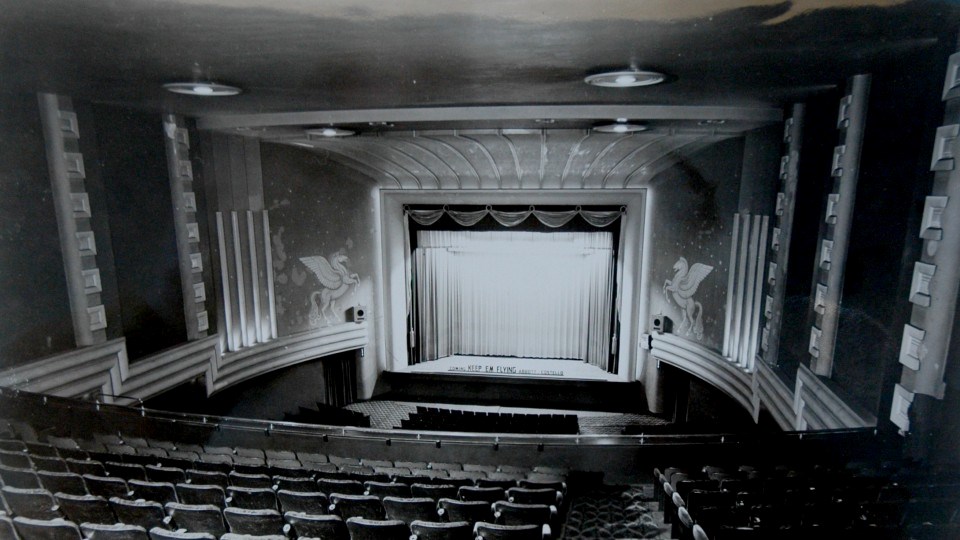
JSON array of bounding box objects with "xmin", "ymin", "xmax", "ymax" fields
[{"xmin": 195, "ymin": 105, "xmax": 783, "ymax": 131}]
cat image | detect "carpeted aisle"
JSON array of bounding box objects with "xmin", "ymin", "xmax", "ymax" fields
[{"xmin": 562, "ymin": 483, "xmax": 670, "ymax": 539}]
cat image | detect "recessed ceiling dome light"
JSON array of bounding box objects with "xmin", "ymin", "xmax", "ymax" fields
[
  {"xmin": 593, "ymin": 121, "xmax": 648, "ymax": 133},
  {"xmin": 163, "ymin": 82, "xmax": 242, "ymax": 96},
  {"xmin": 584, "ymin": 69, "xmax": 667, "ymax": 88},
  {"xmin": 305, "ymin": 127, "xmax": 355, "ymax": 138}
]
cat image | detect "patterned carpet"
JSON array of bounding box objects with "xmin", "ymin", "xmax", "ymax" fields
[
  {"xmin": 562, "ymin": 483, "xmax": 671, "ymax": 539},
  {"xmin": 344, "ymin": 400, "xmax": 671, "ymax": 435}
]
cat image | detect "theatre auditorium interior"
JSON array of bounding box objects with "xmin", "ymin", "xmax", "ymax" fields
[{"xmin": 3, "ymin": 1, "xmax": 960, "ymax": 539}]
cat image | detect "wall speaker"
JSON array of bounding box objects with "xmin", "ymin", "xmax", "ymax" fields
[
  {"xmin": 651, "ymin": 313, "xmax": 670, "ymax": 334},
  {"xmin": 348, "ymin": 305, "xmax": 367, "ymax": 323}
]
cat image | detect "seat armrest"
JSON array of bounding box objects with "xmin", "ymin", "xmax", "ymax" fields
[{"xmin": 541, "ymin": 524, "xmax": 552, "ymax": 540}]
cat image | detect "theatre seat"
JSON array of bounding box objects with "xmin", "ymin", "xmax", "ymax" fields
[
  {"xmin": 457, "ymin": 486, "xmax": 504, "ymax": 503},
  {"xmin": 318, "ymin": 479, "xmax": 365, "ymax": 497},
  {"xmin": 0, "ymin": 451, "xmax": 33, "ymax": 470},
  {"xmin": 409, "ymin": 520, "xmax": 473, "ymax": 540},
  {"xmin": 0, "ymin": 515, "xmax": 16, "ymax": 540},
  {"xmin": 53, "ymin": 493, "xmax": 115, "ymax": 525},
  {"xmin": 505, "ymin": 488, "xmax": 560, "ymax": 507},
  {"xmin": 225, "ymin": 487, "xmax": 277, "ymax": 511},
  {"xmin": 2, "ymin": 487, "xmax": 61, "ymax": 520},
  {"xmin": 127, "ymin": 480, "xmax": 178, "ymax": 505},
  {"xmin": 174, "ymin": 484, "xmax": 225, "ymax": 509},
  {"xmin": 222, "ymin": 507, "xmax": 287, "ymax": 536},
  {"xmin": 344, "ymin": 517, "xmax": 409, "ymax": 540},
  {"xmin": 64, "ymin": 460, "xmax": 104, "ymax": 477},
  {"xmin": 364, "ymin": 482, "xmax": 411, "ymax": 499},
  {"xmin": 227, "ymin": 473, "xmax": 273, "ymax": 490},
  {"xmin": 82, "ymin": 476, "xmax": 129, "ymax": 500},
  {"xmin": 0, "ymin": 466, "xmax": 41, "ymax": 490},
  {"xmin": 328, "ymin": 493, "xmax": 385, "ymax": 520},
  {"xmin": 491, "ymin": 501, "xmax": 555, "ymax": 529},
  {"xmin": 11, "ymin": 517, "xmax": 82, "ymax": 540},
  {"xmin": 147, "ymin": 528, "xmax": 215, "ymax": 540},
  {"xmin": 272, "ymin": 476, "xmax": 316, "ymax": 493},
  {"xmin": 381, "ymin": 496, "xmax": 439, "ymax": 524},
  {"xmin": 282, "ymin": 511, "xmax": 348, "ymax": 539},
  {"xmin": 184, "ymin": 470, "xmax": 228, "ymax": 488},
  {"xmin": 143, "ymin": 466, "xmax": 185, "ymax": 485},
  {"xmin": 411, "ymin": 484, "xmax": 458, "ymax": 500},
  {"xmin": 163, "ymin": 502, "xmax": 226, "ymax": 537},
  {"xmin": 79, "ymin": 523, "xmax": 149, "ymax": 540},
  {"xmin": 108, "ymin": 498, "xmax": 167, "ymax": 530},
  {"xmin": 473, "ymin": 522, "xmax": 545, "ymax": 540},
  {"xmin": 275, "ymin": 490, "xmax": 329, "ymax": 515},
  {"xmin": 436, "ymin": 499, "xmax": 494, "ymax": 526}
]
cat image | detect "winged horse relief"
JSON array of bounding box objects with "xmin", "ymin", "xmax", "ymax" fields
[
  {"xmin": 663, "ymin": 257, "xmax": 714, "ymax": 341},
  {"xmin": 300, "ymin": 251, "xmax": 360, "ymax": 326}
]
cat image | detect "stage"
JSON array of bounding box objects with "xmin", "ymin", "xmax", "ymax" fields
[
  {"xmin": 401, "ymin": 355, "xmax": 621, "ymax": 382},
  {"xmin": 382, "ymin": 355, "xmax": 646, "ymax": 413}
]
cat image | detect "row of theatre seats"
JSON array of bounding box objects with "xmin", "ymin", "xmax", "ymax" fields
[
  {"xmin": 282, "ymin": 405, "xmax": 370, "ymax": 429},
  {"xmin": 655, "ymin": 461, "xmax": 960, "ymax": 540},
  {"xmin": 0, "ymin": 428, "xmax": 569, "ymax": 540},
  {"xmin": 399, "ymin": 408, "xmax": 578, "ymax": 435}
]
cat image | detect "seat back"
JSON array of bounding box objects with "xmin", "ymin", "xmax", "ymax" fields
[
  {"xmin": 54, "ymin": 493, "xmax": 115, "ymax": 525},
  {"xmin": 272, "ymin": 476, "xmax": 316, "ymax": 493},
  {"xmin": 147, "ymin": 528, "xmax": 216, "ymax": 540},
  {"xmin": 226, "ymin": 487, "xmax": 277, "ymax": 511},
  {"xmin": 222, "ymin": 507, "xmax": 286, "ymax": 536},
  {"xmin": 282, "ymin": 511, "xmax": 348, "ymax": 539},
  {"xmin": 318, "ymin": 478, "xmax": 365, "ymax": 496},
  {"xmin": 11, "ymin": 517, "xmax": 82, "ymax": 540},
  {"xmin": 107, "ymin": 498, "xmax": 166, "ymax": 530},
  {"xmin": 164, "ymin": 502, "xmax": 226, "ymax": 537},
  {"xmin": 492, "ymin": 501, "xmax": 553, "ymax": 527},
  {"xmin": 364, "ymin": 481, "xmax": 411, "ymax": 499},
  {"xmin": 36, "ymin": 472, "xmax": 85, "ymax": 497},
  {"xmin": 144, "ymin": 466, "xmax": 186, "ymax": 485},
  {"xmin": 344, "ymin": 517, "xmax": 409, "ymax": 540},
  {"xmin": 2, "ymin": 487, "xmax": 61, "ymax": 520},
  {"xmin": 0, "ymin": 450, "xmax": 31, "ymax": 469},
  {"xmin": 473, "ymin": 522, "xmax": 541, "ymax": 540},
  {"xmin": 457, "ymin": 486, "xmax": 504, "ymax": 503},
  {"xmin": 127, "ymin": 480, "xmax": 178, "ymax": 504},
  {"xmin": 103, "ymin": 462, "xmax": 146, "ymax": 481},
  {"xmin": 437, "ymin": 499, "xmax": 493, "ymax": 526},
  {"xmin": 82, "ymin": 475, "xmax": 129, "ymax": 500},
  {"xmin": 64, "ymin": 459, "xmax": 105, "ymax": 477},
  {"xmin": 409, "ymin": 520, "xmax": 472, "ymax": 540},
  {"xmin": 0, "ymin": 466, "xmax": 41, "ymax": 490},
  {"xmin": 329, "ymin": 494, "xmax": 384, "ymax": 520},
  {"xmin": 0, "ymin": 516, "xmax": 17, "ymax": 540},
  {"xmin": 382, "ymin": 497, "xmax": 439, "ymax": 524},
  {"xmin": 174, "ymin": 484, "xmax": 225, "ymax": 508},
  {"xmin": 228, "ymin": 472, "xmax": 273, "ymax": 489},
  {"xmin": 79, "ymin": 523, "xmax": 149, "ymax": 540},
  {"xmin": 411, "ymin": 484, "xmax": 458, "ymax": 500},
  {"xmin": 184, "ymin": 470, "xmax": 228, "ymax": 488},
  {"xmin": 505, "ymin": 488, "xmax": 559, "ymax": 506},
  {"xmin": 275, "ymin": 490, "xmax": 329, "ymax": 515}
]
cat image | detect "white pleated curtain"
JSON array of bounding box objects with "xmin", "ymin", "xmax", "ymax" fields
[{"xmin": 414, "ymin": 230, "xmax": 614, "ymax": 368}]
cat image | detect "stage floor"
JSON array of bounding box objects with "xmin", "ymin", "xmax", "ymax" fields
[{"xmin": 400, "ymin": 355, "xmax": 621, "ymax": 382}]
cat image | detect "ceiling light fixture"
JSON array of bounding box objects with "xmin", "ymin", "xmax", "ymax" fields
[
  {"xmin": 584, "ymin": 69, "xmax": 667, "ymax": 88},
  {"xmin": 593, "ymin": 119, "xmax": 648, "ymax": 133},
  {"xmin": 306, "ymin": 127, "xmax": 355, "ymax": 138},
  {"xmin": 162, "ymin": 82, "xmax": 242, "ymax": 96}
]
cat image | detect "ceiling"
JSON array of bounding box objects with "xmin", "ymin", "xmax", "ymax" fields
[{"xmin": 2, "ymin": 0, "xmax": 957, "ymax": 182}]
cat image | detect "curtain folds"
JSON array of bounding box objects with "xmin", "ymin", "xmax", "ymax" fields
[
  {"xmin": 406, "ymin": 206, "xmax": 623, "ymax": 229},
  {"xmin": 414, "ymin": 230, "xmax": 615, "ymax": 369}
]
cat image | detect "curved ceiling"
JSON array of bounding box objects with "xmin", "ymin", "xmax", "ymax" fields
[{"xmin": 272, "ymin": 129, "xmax": 733, "ymax": 189}]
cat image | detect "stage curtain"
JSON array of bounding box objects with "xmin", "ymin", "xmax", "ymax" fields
[{"xmin": 414, "ymin": 230, "xmax": 614, "ymax": 369}]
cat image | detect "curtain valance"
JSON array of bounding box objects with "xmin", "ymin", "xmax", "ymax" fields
[{"xmin": 405, "ymin": 205, "xmax": 624, "ymax": 228}]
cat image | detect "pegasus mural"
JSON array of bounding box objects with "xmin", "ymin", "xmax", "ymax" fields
[
  {"xmin": 300, "ymin": 251, "xmax": 360, "ymax": 326},
  {"xmin": 663, "ymin": 257, "xmax": 714, "ymax": 341}
]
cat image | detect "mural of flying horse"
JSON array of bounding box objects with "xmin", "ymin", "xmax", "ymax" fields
[
  {"xmin": 663, "ymin": 257, "xmax": 714, "ymax": 341},
  {"xmin": 300, "ymin": 251, "xmax": 360, "ymax": 326}
]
